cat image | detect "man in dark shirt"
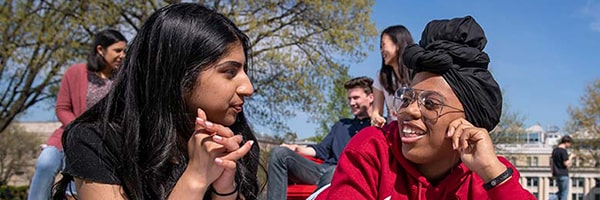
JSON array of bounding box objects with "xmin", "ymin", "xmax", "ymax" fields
[
  {"xmin": 267, "ymin": 76, "xmax": 374, "ymax": 200},
  {"xmin": 552, "ymin": 135, "xmax": 574, "ymax": 200}
]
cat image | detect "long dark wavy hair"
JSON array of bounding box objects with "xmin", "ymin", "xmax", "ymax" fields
[
  {"xmin": 87, "ymin": 29, "xmax": 127, "ymax": 72},
  {"xmin": 379, "ymin": 25, "xmax": 414, "ymax": 94},
  {"xmin": 53, "ymin": 3, "xmax": 261, "ymax": 199}
]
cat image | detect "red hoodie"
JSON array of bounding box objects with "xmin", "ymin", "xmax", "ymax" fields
[{"xmin": 316, "ymin": 123, "xmax": 535, "ymax": 200}]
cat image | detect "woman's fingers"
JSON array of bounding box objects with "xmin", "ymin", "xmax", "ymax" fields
[
  {"xmin": 192, "ymin": 129, "xmax": 248, "ymax": 162},
  {"xmin": 458, "ymin": 127, "xmax": 475, "ymax": 152},
  {"xmin": 195, "ymin": 117, "xmax": 235, "ymax": 138},
  {"xmin": 195, "ymin": 108, "xmax": 208, "ymax": 131},
  {"xmin": 195, "ymin": 107, "xmax": 233, "ymax": 137},
  {"xmin": 446, "ymin": 119, "xmax": 459, "ymax": 138},
  {"xmin": 449, "ymin": 119, "xmax": 463, "ymax": 150},
  {"xmin": 205, "ymin": 122, "xmax": 235, "ymax": 138},
  {"xmin": 215, "ymin": 158, "xmax": 236, "ymax": 170},
  {"xmin": 197, "ymin": 108, "xmax": 207, "ymax": 122},
  {"xmin": 195, "ymin": 117, "xmax": 210, "ymax": 134},
  {"xmin": 191, "ymin": 131, "xmax": 224, "ymax": 154},
  {"xmin": 447, "ymin": 118, "xmax": 503, "ymax": 179},
  {"xmin": 448, "ymin": 118, "xmax": 474, "ymax": 150},
  {"xmin": 215, "ymin": 140, "xmax": 254, "ymax": 169},
  {"xmin": 192, "ymin": 107, "xmax": 251, "ymax": 169},
  {"xmin": 371, "ymin": 115, "xmax": 386, "ymax": 127},
  {"xmin": 212, "ymin": 135, "xmax": 243, "ymax": 152}
]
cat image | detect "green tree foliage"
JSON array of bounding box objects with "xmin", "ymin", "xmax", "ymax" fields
[
  {"xmin": 306, "ymin": 70, "xmax": 352, "ymax": 143},
  {"xmin": 566, "ymin": 78, "xmax": 600, "ymax": 167},
  {"xmin": 0, "ymin": 0, "xmax": 130, "ymax": 132},
  {"xmin": 207, "ymin": 0, "xmax": 377, "ymax": 132},
  {"xmin": 0, "ymin": 185, "xmax": 29, "ymax": 199},
  {"xmin": 0, "ymin": 123, "xmax": 41, "ymax": 186},
  {"xmin": 490, "ymin": 103, "xmax": 527, "ymax": 147},
  {"xmin": 1, "ymin": 0, "xmax": 377, "ymax": 135}
]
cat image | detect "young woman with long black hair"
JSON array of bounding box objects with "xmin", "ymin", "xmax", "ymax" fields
[
  {"xmin": 54, "ymin": 3, "xmax": 260, "ymax": 200},
  {"xmin": 371, "ymin": 25, "xmax": 415, "ymax": 127}
]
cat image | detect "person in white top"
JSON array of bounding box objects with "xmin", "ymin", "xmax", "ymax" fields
[{"xmin": 372, "ymin": 25, "xmax": 415, "ymax": 127}]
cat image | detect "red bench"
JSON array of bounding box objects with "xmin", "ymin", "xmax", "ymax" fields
[{"xmin": 286, "ymin": 155, "xmax": 323, "ymax": 200}]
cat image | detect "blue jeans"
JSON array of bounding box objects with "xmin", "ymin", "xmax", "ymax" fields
[
  {"xmin": 28, "ymin": 146, "xmax": 76, "ymax": 200},
  {"xmin": 266, "ymin": 147, "xmax": 336, "ymax": 200},
  {"xmin": 555, "ymin": 175, "xmax": 569, "ymax": 200}
]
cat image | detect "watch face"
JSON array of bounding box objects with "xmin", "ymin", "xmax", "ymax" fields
[{"xmin": 491, "ymin": 180, "xmax": 497, "ymax": 186}]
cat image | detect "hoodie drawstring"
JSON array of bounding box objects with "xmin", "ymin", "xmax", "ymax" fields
[{"xmin": 418, "ymin": 182, "xmax": 422, "ymax": 200}]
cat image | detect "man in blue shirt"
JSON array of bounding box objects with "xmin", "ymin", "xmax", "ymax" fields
[{"xmin": 267, "ymin": 76, "xmax": 374, "ymax": 200}]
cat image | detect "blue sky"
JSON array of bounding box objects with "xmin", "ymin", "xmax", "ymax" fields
[
  {"xmin": 21, "ymin": 1, "xmax": 600, "ymax": 140},
  {"xmin": 283, "ymin": 0, "xmax": 600, "ymax": 139}
]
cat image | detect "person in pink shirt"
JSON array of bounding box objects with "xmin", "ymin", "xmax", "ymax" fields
[
  {"xmin": 28, "ymin": 29, "xmax": 126, "ymax": 200},
  {"xmin": 316, "ymin": 16, "xmax": 535, "ymax": 200}
]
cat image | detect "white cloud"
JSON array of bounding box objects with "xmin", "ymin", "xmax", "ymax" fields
[{"xmin": 582, "ymin": 0, "xmax": 600, "ymax": 32}]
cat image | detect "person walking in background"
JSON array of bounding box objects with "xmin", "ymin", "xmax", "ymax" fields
[
  {"xmin": 552, "ymin": 135, "xmax": 574, "ymax": 200},
  {"xmin": 316, "ymin": 16, "xmax": 535, "ymax": 199},
  {"xmin": 267, "ymin": 76, "xmax": 374, "ymax": 200},
  {"xmin": 53, "ymin": 3, "xmax": 260, "ymax": 199},
  {"xmin": 371, "ymin": 25, "xmax": 415, "ymax": 127},
  {"xmin": 28, "ymin": 29, "xmax": 127, "ymax": 200}
]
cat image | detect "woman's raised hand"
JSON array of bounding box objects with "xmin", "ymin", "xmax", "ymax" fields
[
  {"xmin": 446, "ymin": 118, "xmax": 507, "ymax": 183},
  {"xmin": 191, "ymin": 108, "xmax": 253, "ymax": 195},
  {"xmin": 371, "ymin": 113, "xmax": 386, "ymax": 127}
]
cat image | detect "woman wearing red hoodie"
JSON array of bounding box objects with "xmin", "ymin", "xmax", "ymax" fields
[{"xmin": 316, "ymin": 16, "xmax": 535, "ymax": 200}]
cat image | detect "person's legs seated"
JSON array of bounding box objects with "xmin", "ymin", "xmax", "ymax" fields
[
  {"xmin": 267, "ymin": 146, "xmax": 327, "ymax": 200},
  {"xmin": 316, "ymin": 164, "xmax": 336, "ymax": 190},
  {"xmin": 28, "ymin": 146, "xmax": 64, "ymax": 200}
]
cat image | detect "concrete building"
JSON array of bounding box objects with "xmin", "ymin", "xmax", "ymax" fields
[
  {"xmin": 497, "ymin": 124, "xmax": 600, "ymax": 200},
  {"xmin": 3, "ymin": 121, "xmax": 60, "ymax": 186}
]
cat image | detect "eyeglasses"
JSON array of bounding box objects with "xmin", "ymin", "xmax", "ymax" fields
[{"xmin": 393, "ymin": 87, "xmax": 464, "ymax": 121}]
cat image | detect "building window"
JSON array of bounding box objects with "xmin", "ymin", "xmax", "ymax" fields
[
  {"xmin": 526, "ymin": 177, "xmax": 539, "ymax": 187},
  {"xmin": 572, "ymin": 177, "xmax": 584, "ymax": 188},
  {"xmin": 527, "ymin": 157, "xmax": 532, "ymax": 166},
  {"xmin": 532, "ymin": 192, "xmax": 538, "ymax": 199},
  {"xmin": 572, "ymin": 193, "xmax": 584, "ymax": 200},
  {"xmin": 549, "ymin": 178, "xmax": 556, "ymax": 187},
  {"xmin": 533, "ymin": 157, "xmax": 538, "ymax": 166},
  {"xmin": 526, "ymin": 133, "xmax": 540, "ymax": 143},
  {"xmin": 595, "ymin": 193, "xmax": 600, "ymax": 200}
]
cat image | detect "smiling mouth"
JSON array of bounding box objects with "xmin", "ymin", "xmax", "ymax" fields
[{"xmin": 400, "ymin": 123, "xmax": 426, "ymax": 143}]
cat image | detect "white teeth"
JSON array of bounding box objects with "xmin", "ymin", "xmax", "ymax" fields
[{"xmin": 402, "ymin": 126, "xmax": 424, "ymax": 136}]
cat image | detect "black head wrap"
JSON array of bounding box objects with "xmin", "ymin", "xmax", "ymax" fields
[{"xmin": 403, "ymin": 16, "xmax": 502, "ymax": 131}]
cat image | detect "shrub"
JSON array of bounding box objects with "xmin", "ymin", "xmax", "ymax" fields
[{"xmin": 0, "ymin": 185, "xmax": 29, "ymax": 200}]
